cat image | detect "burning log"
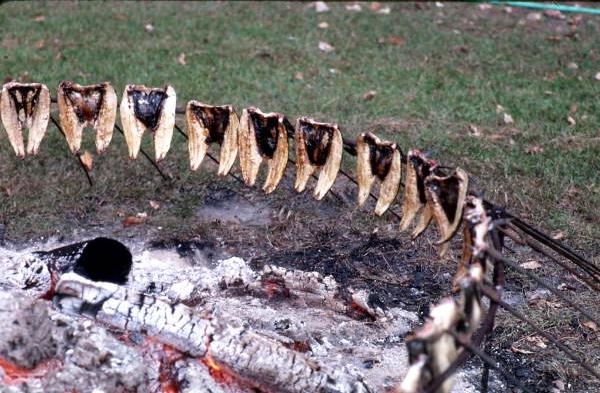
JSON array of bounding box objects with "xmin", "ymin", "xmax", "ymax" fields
[{"xmin": 54, "ymin": 272, "xmax": 371, "ymax": 392}]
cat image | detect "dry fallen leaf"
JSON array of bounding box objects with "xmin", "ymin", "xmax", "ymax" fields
[
  {"xmin": 570, "ymin": 103, "xmax": 578, "ymax": 113},
  {"xmin": 379, "ymin": 35, "xmax": 405, "ymax": 47},
  {"xmin": 496, "ymin": 104, "xmax": 505, "ymax": 114},
  {"xmin": 525, "ymin": 335, "xmax": 548, "ymax": 349},
  {"xmin": 478, "ymin": 4, "xmax": 492, "ymax": 11},
  {"xmin": 544, "ymin": 90, "xmax": 553, "ymax": 96},
  {"xmin": 552, "ymin": 231, "xmax": 565, "ymax": 240},
  {"xmin": 468, "ymin": 124, "xmax": 481, "ymax": 137},
  {"xmin": 567, "ymin": 116, "xmax": 576, "ymax": 126},
  {"xmin": 33, "ymin": 15, "xmax": 46, "ymax": 22},
  {"xmin": 294, "ymin": 71, "xmax": 304, "ymax": 80},
  {"xmin": 122, "ymin": 216, "xmax": 145, "ymax": 227},
  {"xmin": 149, "ymin": 200, "xmax": 160, "ymax": 210},
  {"xmin": 582, "ymin": 320, "xmax": 598, "ymax": 332},
  {"xmin": 79, "ymin": 151, "xmax": 93, "ymax": 171},
  {"xmin": 114, "ymin": 13, "xmax": 129, "ymax": 21},
  {"xmin": 567, "ymin": 62, "xmax": 578, "ymax": 70},
  {"xmin": 369, "ymin": 2, "xmax": 382, "ymax": 11},
  {"xmin": 345, "ymin": 4, "xmax": 362, "ymax": 12},
  {"xmin": 502, "ymin": 113, "xmax": 514, "ymax": 125},
  {"xmin": 318, "ymin": 41, "xmax": 334, "ymax": 53},
  {"xmin": 314, "ymin": 1, "xmax": 330, "ymax": 13},
  {"xmin": 520, "ymin": 260, "xmax": 542, "ymax": 270},
  {"xmin": 377, "ymin": 6, "xmax": 391, "ymax": 15},
  {"xmin": 511, "ymin": 343, "xmax": 534, "ymax": 354},
  {"xmin": 526, "ymin": 145, "xmax": 544, "ymax": 154},
  {"xmin": 527, "ymin": 12, "xmax": 542, "ymax": 22},
  {"xmin": 34, "ymin": 39, "xmax": 46, "ymax": 50},
  {"xmin": 362, "ymin": 90, "xmax": 377, "ymax": 100},
  {"xmin": 177, "ymin": 53, "xmax": 186, "ymax": 66},
  {"xmin": 318, "ymin": 21, "xmax": 329, "ymax": 29}
]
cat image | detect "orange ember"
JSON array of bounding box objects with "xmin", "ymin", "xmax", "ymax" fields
[
  {"xmin": 262, "ymin": 278, "xmax": 290, "ymax": 299},
  {"xmin": 158, "ymin": 344, "xmax": 184, "ymax": 393},
  {"xmin": 0, "ymin": 357, "xmax": 61, "ymax": 384}
]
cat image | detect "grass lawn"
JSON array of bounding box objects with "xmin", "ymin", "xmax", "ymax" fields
[
  {"xmin": 0, "ymin": 2, "xmax": 598, "ymax": 248},
  {"xmin": 0, "ymin": 1, "xmax": 599, "ymax": 390}
]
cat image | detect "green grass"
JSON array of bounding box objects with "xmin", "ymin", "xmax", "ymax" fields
[{"xmin": 0, "ymin": 2, "xmax": 598, "ymax": 249}]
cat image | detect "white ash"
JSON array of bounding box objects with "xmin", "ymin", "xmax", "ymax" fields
[{"xmin": 0, "ymin": 239, "xmax": 480, "ymax": 392}]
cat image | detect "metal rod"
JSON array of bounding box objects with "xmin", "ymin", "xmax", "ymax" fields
[
  {"xmin": 448, "ymin": 330, "xmax": 536, "ymax": 393},
  {"xmin": 485, "ymin": 246, "xmax": 600, "ymax": 326},
  {"xmin": 49, "ymin": 115, "xmax": 93, "ymax": 187},
  {"xmin": 481, "ymin": 286, "xmax": 600, "ymax": 381},
  {"xmin": 501, "ymin": 226, "xmax": 600, "ymax": 292},
  {"xmin": 112, "ymin": 123, "xmax": 169, "ymax": 181}
]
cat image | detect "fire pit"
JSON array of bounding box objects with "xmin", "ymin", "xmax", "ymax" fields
[{"xmin": 0, "ymin": 237, "xmax": 481, "ymax": 392}]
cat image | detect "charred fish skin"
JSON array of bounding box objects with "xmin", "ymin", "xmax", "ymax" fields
[
  {"xmin": 356, "ymin": 132, "xmax": 401, "ymax": 215},
  {"xmin": 238, "ymin": 107, "xmax": 288, "ymax": 194},
  {"xmin": 294, "ymin": 117, "xmax": 342, "ymax": 200},
  {"xmin": 185, "ymin": 101, "xmax": 239, "ymax": 175},
  {"xmin": 424, "ymin": 167, "xmax": 469, "ymax": 256},
  {"xmin": 57, "ymin": 81, "xmax": 117, "ymax": 154},
  {"xmin": 119, "ymin": 84, "xmax": 176, "ymax": 161},
  {"xmin": 0, "ymin": 82, "xmax": 50, "ymax": 157},
  {"xmin": 399, "ymin": 150, "xmax": 437, "ymax": 231}
]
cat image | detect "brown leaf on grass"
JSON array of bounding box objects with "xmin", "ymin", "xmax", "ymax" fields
[
  {"xmin": 511, "ymin": 343, "xmax": 534, "ymax": 354},
  {"xmin": 526, "ymin": 12, "xmax": 542, "ymax": 22},
  {"xmin": 569, "ymin": 103, "xmax": 578, "ymax": 113},
  {"xmin": 114, "ymin": 13, "xmax": 129, "ymax": 21},
  {"xmin": 379, "ymin": 35, "xmax": 405, "ymax": 47},
  {"xmin": 314, "ymin": 1, "xmax": 330, "ymax": 13},
  {"xmin": 33, "ymin": 15, "xmax": 46, "ymax": 22},
  {"xmin": 582, "ymin": 320, "xmax": 598, "ymax": 332},
  {"xmin": 149, "ymin": 200, "xmax": 160, "ymax": 210},
  {"xmin": 369, "ymin": 2, "xmax": 382, "ymax": 11},
  {"xmin": 525, "ymin": 335, "xmax": 548, "ymax": 349},
  {"xmin": 567, "ymin": 116, "xmax": 576, "ymax": 126},
  {"xmin": 567, "ymin": 62, "xmax": 578, "ymax": 70},
  {"xmin": 294, "ymin": 72, "xmax": 304, "ymax": 80},
  {"xmin": 453, "ymin": 45, "xmax": 469, "ymax": 54},
  {"xmin": 525, "ymin": 145, "xmax": 544, "ymax": 154},
  {"xmin": 34, "ymin": 39, "xmax": 46, "ymax": 49},
  {"xmin": 177, "ymin": 53, "xmax": 186, "ymax": 66},
  {"xmin": 79, "ymin": 151, "xmax": 93, "ymax": 171},
  {"xmin": 318, "ymin": 21, "xmax": 329, "ymax": 29},
  {"xmin": 468, "ymin": 124, "xmax": 481, "ymax": 137},
  {"xmin": 544, "ymin": 90, "xmax": 553, "ymax": 96},
  {"xmin": 520, "ymin": 260, "xmax": 542, "ymax": 270},
  {"xmin": 345, "ymin": 4, "xmax": 362, "ymax": 12},
  {"xmin": 122, "ymin": 216, "xmax": 145, "ymax": 227},
  {"xmin": 502, "ymin": 113, "xmax": 514, "ymax": 125},
  {"xmin": 318, "ymin": 41, "xmax": 334, "ymax": 52},
  {"xmin": 552, "ymin": 231, "xmax": 565, "ymax": 240},
  {"xmin": 478, "ymin": 4, "xmax": 492, "ymax": 11},
  {"xmin": 546, "ymin": 35, "xmax": 562, "ymax": 43},
  {"xmin": 362, "ymin": 90, "xmax": 377, "ymax": 100}
]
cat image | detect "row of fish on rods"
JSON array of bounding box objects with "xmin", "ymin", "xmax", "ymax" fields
[
  {"xmin": 1, "ymin": 80, "xmax": 469, "ymax": 256},
  {"xmin": 3, "ymin": 80, "xmax": 496, "ymax": 393}
]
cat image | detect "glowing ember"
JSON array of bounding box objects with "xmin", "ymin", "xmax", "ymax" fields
[{"xmin": 0, "ymin": 357, "xmax": 61, "ymax": 384}]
